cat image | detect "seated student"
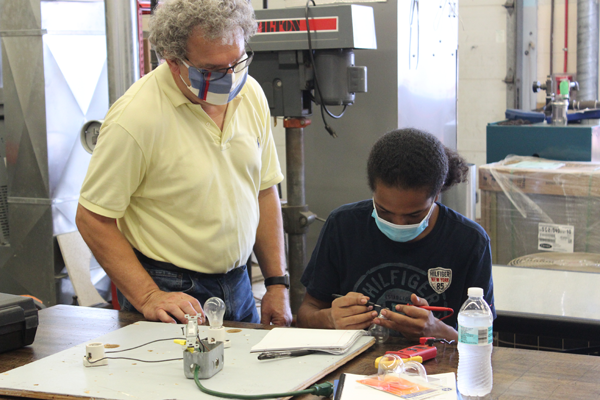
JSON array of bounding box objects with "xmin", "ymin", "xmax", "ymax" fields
[{"xmin": 297, "ymin": 128, "xmax": 495, "ymax": 341}]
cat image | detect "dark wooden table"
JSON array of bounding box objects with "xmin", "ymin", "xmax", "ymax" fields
[{"xmin": 1, "ymin": 305, "xmax": 600, "ymax": 399}]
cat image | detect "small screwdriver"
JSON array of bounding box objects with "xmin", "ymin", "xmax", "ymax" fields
[{"xmin": 331, "ymin": 294, "xmax": 386, "ymax": 310}]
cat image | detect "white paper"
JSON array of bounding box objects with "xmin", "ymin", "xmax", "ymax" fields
[{"xmin": 250, "ymin": 328, "xmax": 367, "ymax": 354}]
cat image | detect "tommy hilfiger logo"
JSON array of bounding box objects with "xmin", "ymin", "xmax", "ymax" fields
[{"xmin": 428, "ymin": 267, "xmax": 452, "ymax": 294}]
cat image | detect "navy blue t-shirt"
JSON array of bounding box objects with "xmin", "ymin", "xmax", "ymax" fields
[{"xmin": 301, "ymin": 200, "xmax": 495, "ymax": 329}]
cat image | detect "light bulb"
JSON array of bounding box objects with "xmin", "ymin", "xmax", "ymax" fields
[
  {"xmin": 368, "ymin": 312, "xmax": 389, "ymax": 343},
  {"xmin": 204, "ymin": 297, "xmax": 226, "ymax": 329},
  {"xmin": 204, "ymin": 297, "xmax": 226, "ymax": 344}
]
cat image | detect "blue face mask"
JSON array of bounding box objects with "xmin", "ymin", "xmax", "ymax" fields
[
  {"xmin": 371, "ymin": 199, "xmax": 435, "ymax": 242},
  {"xmin": 180, "ymin": 60, "xmax": 248, "ymax": 105}
]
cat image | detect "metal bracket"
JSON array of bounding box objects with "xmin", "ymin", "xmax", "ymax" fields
[
  {"xmin": 503, "ymin": 68, "xmax": 515, "ymax": 85},
  {"xmin": 283, "ymin": 117, "xmax": 311, "ymax": 128},
  {"xmin": 282, "ymin": 204, "xmax": 315, "ymax": 235},
  {"xmin": 7, "ymin": 197, "xmax": 52, "ymax": 205},
  {"xmin": 0, "ymin": 29, "xmax": 47, "ymax": 37}
]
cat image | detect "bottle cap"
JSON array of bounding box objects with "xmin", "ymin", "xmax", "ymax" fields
[{"xmin": 467, "ymin": 287, "xmax": 484, "ymax": 297}]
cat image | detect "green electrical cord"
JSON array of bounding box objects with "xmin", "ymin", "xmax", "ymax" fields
[{"xmin": 193, "ymin": 366, "xmax": 334, "ymax": 399}]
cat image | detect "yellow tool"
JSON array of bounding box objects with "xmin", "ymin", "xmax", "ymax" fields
[{"xmin": 374, "ymin": 355, "xmax": 423, "ymax": 368}]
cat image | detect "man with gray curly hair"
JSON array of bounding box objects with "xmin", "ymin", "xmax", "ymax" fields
[{"xmin": 77, "ymin": 0, "xmax": 292, "ymax": 327}]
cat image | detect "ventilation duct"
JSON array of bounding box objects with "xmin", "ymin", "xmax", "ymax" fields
[{"xmin": 577, "ymin": 0, "xmax": 599, "ymax": 101}]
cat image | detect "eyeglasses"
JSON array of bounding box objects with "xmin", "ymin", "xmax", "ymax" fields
[{"xmin": 183, "ymin": 46, "xmax": 254, "ymax": 82}]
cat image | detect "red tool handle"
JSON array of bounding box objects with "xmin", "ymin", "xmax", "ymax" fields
[{"xmin": 385, "ymin": 345, "xmax": 437, "ymax": 362}]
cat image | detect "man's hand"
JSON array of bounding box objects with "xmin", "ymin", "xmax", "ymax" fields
[
  {"xmin": 260, "ymin": 286, "xmax": 292, "ymax": 326},
  {"xmin": 330, "ymin": 292, "xmax": 378, "ymax": 330},
  {"xmin": 374, "ymin": 293, "xmax": 457, "ymax": 341},
  {"xmin": 139, "ymin": 289, "xmax": 204, "ymax": 324}
]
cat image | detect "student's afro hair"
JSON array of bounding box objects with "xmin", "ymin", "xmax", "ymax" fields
[{"xmin": 367, "ymin": 128, "xmax": 470, "ymax": 197}]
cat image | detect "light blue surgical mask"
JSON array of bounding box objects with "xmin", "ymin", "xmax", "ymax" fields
[{"xmin": 371, "ymin": 199, "xmax": 435, "ymax": 242}]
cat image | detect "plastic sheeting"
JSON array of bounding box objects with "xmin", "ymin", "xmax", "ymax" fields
[{"xmin": 479, "ymin": 156, "xmax": 600, "ymax": 265}]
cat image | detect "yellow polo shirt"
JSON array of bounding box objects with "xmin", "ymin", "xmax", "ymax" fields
[{"xmin": 79, "ymin": 63, "xmax": 283, "ymax": 273}]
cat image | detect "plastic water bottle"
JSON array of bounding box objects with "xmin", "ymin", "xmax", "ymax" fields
[{"xmin": 457, "ymin": 287, "xmax": 493, "ymax": 397}]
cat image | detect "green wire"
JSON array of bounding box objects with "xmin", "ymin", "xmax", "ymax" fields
[{"xmin": 193, "ymin": 366, "xmax": 334, "ymax": 399}]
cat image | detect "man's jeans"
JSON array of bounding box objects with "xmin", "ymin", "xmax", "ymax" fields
[{"xmin": 118, "ymin": 250, "xmax": 260, "ymax": 323}]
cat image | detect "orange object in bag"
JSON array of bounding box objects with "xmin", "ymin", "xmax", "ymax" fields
[{"xmin": 357, "ymin": 374, "xmax": 432, "ymax": 397}]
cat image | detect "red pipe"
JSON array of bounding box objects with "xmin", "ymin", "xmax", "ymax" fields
[
  {"xmin": 138, "ymin": 1, "xmax": 145, "ymax": 76},
  {"xmin": 564, "ymin": 0, "xmax": 568, "ymax": 73}
]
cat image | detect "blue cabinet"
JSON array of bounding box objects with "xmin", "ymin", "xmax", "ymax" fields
[{"xmin": 486, "ymin": 122, "xmax": 600, "ymax": 163}]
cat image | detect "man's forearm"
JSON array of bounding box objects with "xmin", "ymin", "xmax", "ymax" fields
[
  {"xmin": 253, "ymin": 186, "xmax": 286, "ymax": 278},
  {"xmin": 75, "ymin": 203, "xmax": 159, "ymax": 311},
  {"xmin": 253, "ymin": 186, "xmax": 292, "ymax": 325}
]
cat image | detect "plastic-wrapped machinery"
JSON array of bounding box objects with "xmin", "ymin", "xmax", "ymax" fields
[{"xmin": 479, "ymin": 156, "xmax": 600, "ymax": 266}]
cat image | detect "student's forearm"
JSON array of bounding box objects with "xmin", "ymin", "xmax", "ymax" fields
[
  {"xmin": 435, "ymin": 322, "xmax": 458, "ymax": 342},
  {"xmin": 297, "ymin": 299, "xmax": 335, "ymax": 329}
]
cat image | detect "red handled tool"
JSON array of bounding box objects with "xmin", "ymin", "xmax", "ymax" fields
[
  {"xmin": 383, "ymin": 343, "xmax": 437, "ymax": 362},
  {"xmin": 381, "ymin": 337, "xmax": 456, "ymax": 363}
]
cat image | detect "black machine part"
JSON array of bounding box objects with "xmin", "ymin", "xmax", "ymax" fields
[
  {"xmin": 0, "ymin": 293, "xmax": 39, "ymax": 353},
  {"xmin": 314, "ymin": 49, "xmax": 367, "ymax": 106},
  {"xmin": 250, "ymin": 48, "xmax": 367, "ymax": 118}
]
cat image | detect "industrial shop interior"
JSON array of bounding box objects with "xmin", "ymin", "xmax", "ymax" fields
[{"xmin": 1, "ymin": 0, "xmax": 600, "ymax": 399}]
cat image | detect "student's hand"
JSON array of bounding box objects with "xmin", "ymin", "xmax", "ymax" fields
[
  {"xmin": 330, "ymin": 292, "xmax": 378, "ymax": 330},
  {"xmin": 374, "ymin": 293, "xmax": 457, "ymax": 341},
  {"xmin": 139, "ymin": 289, "xmax": 204, "ymax": 324}
]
